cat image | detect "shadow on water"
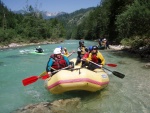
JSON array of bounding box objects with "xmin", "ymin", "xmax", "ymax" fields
[
  {"xmin": 0, "ymin": 61, "xmax": 4, "ymax": 66},
  {"xmin": 5, "ymin": 55, "xmax": 21, "ymax": 58}
]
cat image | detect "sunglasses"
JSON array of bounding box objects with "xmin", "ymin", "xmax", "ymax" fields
[{"xmin": 93, "ymin": 48, "xmax": 97, "ymax": 50}]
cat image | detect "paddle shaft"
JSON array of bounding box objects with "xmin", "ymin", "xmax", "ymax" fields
[
  {"xmin": 89, "ymin": 61, "xmax": 125, "ymax": 79},
  {"xmin": 41, "ymin": 66, "xmax": 70, "ymax": 79}
]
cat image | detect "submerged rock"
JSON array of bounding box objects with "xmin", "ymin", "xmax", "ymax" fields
[
  {"xmin": 144, "ymin": 63, "xmax": 150, "ymax": 68},
  {"xmin": 12, "ymin": 97, "xmax": 81, "ymax": 113}
]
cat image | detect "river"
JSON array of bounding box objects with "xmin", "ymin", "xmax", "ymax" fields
[{"xmin": 0, "ymin": 40, "xmax": 149, "ymax": 113}]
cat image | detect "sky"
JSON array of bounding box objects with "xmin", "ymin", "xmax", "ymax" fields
[{"xmin": 2, "ymin": 0, "xmax": 101, "ymax": 13}]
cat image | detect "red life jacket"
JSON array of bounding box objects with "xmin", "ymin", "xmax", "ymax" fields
[
  {"xmin": 50, "ymin": 54, "xmax": 67, "ymax": 70},
  {"xmin": 91, "ymin": 53, "xmax": 101, "ymax": 64}
]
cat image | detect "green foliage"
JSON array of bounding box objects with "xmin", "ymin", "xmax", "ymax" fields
[
  {"xmin": 0, "ymin": 0, "xmax": 149, "ymax": 50},
  {"xmin": 116, "ymin": 0, "xmax": 150, "ymax": 38},
  {"xmin": 0, "ymin": 1, "xmax": 65, "ymax": 46},
  {"xmin": 121, "ymin": 36, "xmax": 150, "ymax": 48}
]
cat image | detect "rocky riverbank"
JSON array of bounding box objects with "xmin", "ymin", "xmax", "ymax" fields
[
  {"xmin": 0, "ymin": 39, "xmax": 64, "ymax": 49},
  {"xmin": 12, "ymin": 97, "xmax": 81, "ymax": 113},
  {"xmin": 109, "ymin": 45, "xmax": 150, "ymax": 59},
  {"xmin": 109, "ymin": 45, "xmax": 150, "ymax": 68},
  {"xmin": 0, "ymin": 42, "xmax": 55, "ymax": 49}
]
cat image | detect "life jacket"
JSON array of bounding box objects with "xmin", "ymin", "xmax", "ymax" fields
[
  {"xmin": 82, "ymin": 52, "xmax": 89, "ymax": 59},
  {"xmin": 50, "ymin": 54, "xmax": 67, "ymax": 70},
  {"xmin": 91, "ymin": 53, "xmax": 101, "ymax": 64},
  {"xmin": 79, "ymin": 46, "xmax": 86, "ymax": 55},
  {"xmin": 64, "ymin": 51, "xmax": 69, "ymax": 57}
]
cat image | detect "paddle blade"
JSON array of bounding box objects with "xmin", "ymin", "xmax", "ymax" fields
[
  {"xmin": 22, "ymin": 76, "xmax": 38, "ymax": 86},
  {"xmin": 106, "ymin": 64, "xmax": 117, "ymax": 67},
  {"xmin": 112, "ymin": 71, "xmax": 125, "ymax": 79}
]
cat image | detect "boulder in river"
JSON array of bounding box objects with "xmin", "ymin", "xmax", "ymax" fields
[{"xmin": 12, "ymin": 97, "xmax": 81, "ymax": 113}]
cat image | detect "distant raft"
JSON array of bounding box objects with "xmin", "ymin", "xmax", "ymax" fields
[{"xmin": 44, "ymin": 58, "xmax": 109, "ymax": 94}]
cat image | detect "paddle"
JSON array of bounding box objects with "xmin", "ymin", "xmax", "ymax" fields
[
  {"xmin": 22, "ymin": 66, "xmax": 70, "ymax": 86},
  {"xmin": 89, "ymin": 61, "xmax": 125, "ymax": 79},
  {"xmin": 81, "ymin": 59, "xmax": 117, "ymax": 67},
  {"xmin": 65, "ymin": 50, "xmax": 76, "ymax": 57},
  {"xmin": 105, "ymin": 63, "xmax": 117, "ymax": 67},
  {"xmin": 39, "ymin": 71, "xmax": 48, "ymax": 80}
]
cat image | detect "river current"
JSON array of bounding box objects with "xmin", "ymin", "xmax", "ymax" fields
[{"xmin": 0, "ymin": 40, "xmax": 149, "ymax": 113}]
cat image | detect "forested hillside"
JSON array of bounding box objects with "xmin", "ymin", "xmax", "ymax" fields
[
  {"xmin": 0, "ymin": 0, "xmax": 65, "ymax": 45},
  {"xmin": 0, "ymin": 0, "xmax": 150, "ymax": 50},
  {"xmin": 56, "ymin": 7, "xmax": 95, "ymax": 39},
  {"xmin": 69, "ymin": 0, "xmax": 150, "ymax": 48}
]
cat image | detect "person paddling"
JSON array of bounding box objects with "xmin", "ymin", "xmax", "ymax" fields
[
  {"xmin": 75, "ymin": 40, "xmax": 87, "ymax": 65},
  {"xmin": 81, "ymin": 46, "xmax": 93, "ymax": 67},
  {"xmin": 36, "ymin": 46, "xmax": 44, "ymax": 53},
  {"xmin": 46, "ymin": 48, "xmax": 72, "ymax": 77},
  {"xmin": 82, "ymin": 45, "xmax": 105, "ymax": 70}
]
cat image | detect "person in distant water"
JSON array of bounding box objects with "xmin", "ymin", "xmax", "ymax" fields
[
  {"xmin": 98, "ymin": 38, "xmax": 102, "ymax": 47},
  {"xmin": 36, "ymin": 46, "xmax": 43, "ymax": 53},
  {"xmin": 82, "ymin": 45, "xmax": 105, "ymax": 70},
  {"xmin": 101, "ymin": 38, "xmax": 109, "ymax": 49},
  {"xmin": 75, "ymin": 39, "xmax": 87, "ymax": 65},
  {"xmin": 46, "ymin": 48, "xmax": 72, "ymax": 77}
]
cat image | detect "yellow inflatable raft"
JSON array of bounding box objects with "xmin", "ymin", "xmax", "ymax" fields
[{"xmin": 45, "ymin": 58, "xmax": 109, "ymax": 94}]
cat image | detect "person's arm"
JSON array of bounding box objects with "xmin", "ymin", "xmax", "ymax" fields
[
  {"xmin": 98, "ymin": 52, "xmax": 105, "ymax": 65},
  {"xmin": 63, "ymin": 56, "xmax": 70, "ymax": 65},
  {"xmin": 77, "ymin": 47, "xmax": 81, "ymax": 58},
  {"xmin": 46, "ymin": 58, "xmax": 54, "ymax": 72}
]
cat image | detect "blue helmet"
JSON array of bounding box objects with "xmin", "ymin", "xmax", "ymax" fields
[
  {"xmin": 58, "ymin": 46, "xmax": 63, "ymax": 50},
  {"xmin": 88, "ymin": 46, "xmax": 93, "ymax": 51}
]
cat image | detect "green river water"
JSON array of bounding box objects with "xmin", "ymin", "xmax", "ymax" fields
[{"xmin": 0, "ymin": 40, "xmax": 150, "ymax": 113}]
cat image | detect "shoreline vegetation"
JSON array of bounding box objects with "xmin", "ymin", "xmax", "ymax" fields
[
  {"xmin": 0, "ymin": 39, "xmax": 64, "ymax": 49},
  {"xmin": 1, "ymin": 40, "xmax": 149, "ymax": 61}
]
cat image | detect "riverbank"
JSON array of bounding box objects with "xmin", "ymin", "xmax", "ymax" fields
[
  {"xmin": 109, "ymin": 45, "xmax": 150, "ymax": 60},
  {"xmin": 109, "ymin": 45, "xmax": 150, "ymax": 68},
  {"xmin": 0, "ymin": 39, "xmax": 64, "ymax": 49}
]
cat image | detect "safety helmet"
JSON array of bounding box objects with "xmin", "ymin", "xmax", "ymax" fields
[
  {"xmin": 53, "ymin": 48, "xmax": 61, "ymax": 54},
  {"xmin": 38, "ymin": 46, "xmax": 41, "ymax": 48},
  {"xmin": 88, "ymin": 46, "xmax": 93, "ymax": 51},
  {"xmin": 92, "ymin": 46, "xmax": 98, "ymax": 50},
  {"xmin": 79, "ymin": 40, "xmax": 84, "ymax": 45},
  {"xmin": 103, "ymin": 38, "xmax": 106, "ymax": 41}
]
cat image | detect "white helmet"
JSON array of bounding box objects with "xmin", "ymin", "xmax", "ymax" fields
[
  {"xmin": 103, "ymin": 38, "xmax": 106, "ymax": 41},
  {"xmin": 53, "ymin": 48, "xmax": 61, "ymax": 54},
  {"xmin": 38, "ymin": 46, "xmax": 41, "ymax": 48}
]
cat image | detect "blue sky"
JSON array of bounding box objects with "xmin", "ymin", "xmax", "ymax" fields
[{"xmin": 2, "ymin": 0, "xmax": 101, "ymax": 13}]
